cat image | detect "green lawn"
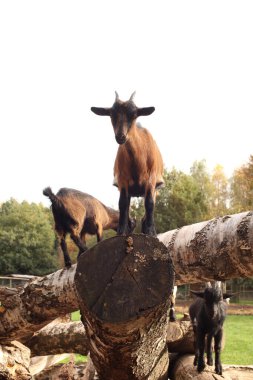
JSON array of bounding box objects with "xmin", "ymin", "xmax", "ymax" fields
[
  {"xmin": 69, "ymin": 312, "xmax": 253, "ymax": 366},
  {"xmin": 222, "ymin": 315, "xmax": 253, "ymax": 365}
]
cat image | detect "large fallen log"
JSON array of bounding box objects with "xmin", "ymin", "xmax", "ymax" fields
[
  {"xmin": 167, "ymin": 318, "xmax": 194, "ymax": 354},
  {"xmin": 26, "ymin": 320, "xmax": 88, "ymax": 357},
  {"xmin": 169, "ymin": 354, "xmax": 253, "ymax": 380},
  {"xmin": 1, "ymin": 211, "xmax": 253, "ymax": 344},
  {"xmin": 159, "ymin": 211, "xmax": 253, "ymax": 284},
  {"xmin": 27, "ymin": 319, "xmax": 195, "ymax": 357},
  {"xmin": 75, "ymin": 234, "xmax": 175, "ymax": 380},
  {"xmin": 0, "ymin": 265, "xmax": 78, "ymax": 344}
]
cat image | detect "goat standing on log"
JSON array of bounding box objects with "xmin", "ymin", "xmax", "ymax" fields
[
  {"xmin": 189, "ymin": 284, "xmax": 232, "ymax": 375},
  {"xmin": 43, "ymin": 187, "xmax": 135, "ymax": 267},
  {"xmin": 91, "ymin": 92, "xmax": 164, "ymax": 236}
]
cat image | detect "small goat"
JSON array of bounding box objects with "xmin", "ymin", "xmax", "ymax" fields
[
  {"xmin": 189, "ymin": 285, "xmax": 232, "ymax": 375},
  {"xmin": 43, "ymin": 187, "xmax": 135, "ymax": 267},
  {"xmin": 91, "ymin": 92, "xmax": 164, "ymax": 236}
]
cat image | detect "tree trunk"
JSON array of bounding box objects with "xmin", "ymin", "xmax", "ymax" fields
[
  {"xmin": 169, "ymin": 354, "xmax": 253, "ymax": 380},
  {"xmin": 29, "ymin": 354, "xmax": 70, "ymax": 377},
  {"xmin": 26, "ymin": 320, "xmax": 88, "ymax": 357},
  {"xmin": 158, "ymin": 211, "xmax": 253, "ymax": 284},
  {"xmin": 27, "ymin": 320, "xmax": 195, "ymax": 357},
  {"xmin": 0, "ymin": 265, "xmax": 78, "ymax": 344},
  {"xmin": 167, "ymin": 319, "xmax": 194, "ymax": 354},
  {"xmin": 0, "ymin": 341, "xmax": 31, "ymax": 379},
  {"xmin": 75, "ymin": 234, "xmax": 175, "ymax": 380},
  {"xmin": 1, "ymin": 211, "xmax": 253, "ymax": 345}
]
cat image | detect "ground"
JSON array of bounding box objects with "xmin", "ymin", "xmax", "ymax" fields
[{"xmin": 176, "ymin": 301, "xmax": 253, "ymax": 315}]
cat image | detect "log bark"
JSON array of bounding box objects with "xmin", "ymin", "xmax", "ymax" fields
[
  {"xmin": 0, "ymin": 341, "xmax": 31, "ymax": 379},
  {"xmin": 1, "ymin": 211, "xmax": 253, "ymax": 345},
  {"xmin": 26, "ymin": 320, "xmax": 88, "ymax": 357},
  {"xmin": 29, "ymin": 354, "xmax": 70, "ymax": 376},
  {"xmin": 27, "ymin": 319, "xmax": 195, "ymax": 357},
  {"xmin": 167, "ymin": 318, "xmax": 195, "ymax": 354},
  {"xmin": 74, "ymin": 234, "xmax": 175, "ymax": 380},
  {"xmin": 169, "ymin": 354, "xmax": 253, "ymax": 380},
  {"xmin": 0, "ymin": 265, "xmax": 78, "ymax": 344},
  {"xmin": 158, "ymin": 211, "xmax": 253, "ymax": 285}
]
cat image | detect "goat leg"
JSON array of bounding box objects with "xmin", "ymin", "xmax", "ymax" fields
[
  {"xmin": 214, "ymin": 329, "xmax": 223, "ymax": 375},
  {"xmin": 60, "ymin": 238, "xmax": 72, "ymax": 268},
  {"xmin": 70, "ymin": 234, "xmax": 88, "ymax": 258},
  {"xmin": 141, "ymin": 189, "xmax": 156, "ymax": 236},
  {"xmin": 197, "ymin": 331, "xmax": 206, "ymax": 373},
  {"xmin": 118, "ymin": 189, "xmax": 131, "ymax": 235},
  {"xmin": 206, "ymin": 333, "xmax": 213, "ymax": 366}
]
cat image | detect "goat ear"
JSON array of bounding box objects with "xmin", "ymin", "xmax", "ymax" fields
[
  {"xmin": 137, "ymin": 107, "xmax": 155, "ymax": 117},
  {"xmin": 223, "ymin": 293, "xmax": 233, "ymax": 300},
  {"xmin": 190, "ymin": 290, "xmax": 205, "ymax": 298},
  {"xmin": 91, "ymin": 107, "xmax": 111, "ymax": 116}
]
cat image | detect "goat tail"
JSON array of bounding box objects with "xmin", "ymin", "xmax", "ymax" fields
[
  {"xmin": 43, "ymin": 187, "xmax": 77, "ymax": 226},
  {"xmin": 43, "ymin": 187, "xmax": 58, "ymax": 203}
]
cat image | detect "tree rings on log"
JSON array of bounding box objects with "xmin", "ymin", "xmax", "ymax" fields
[
  {"xmin": 75, "ymin": 234, "xmax": 174, "ymax": 323},
  {"xmin": 74, "ymin": 234, "xmax": 175, "ymax": 380}
]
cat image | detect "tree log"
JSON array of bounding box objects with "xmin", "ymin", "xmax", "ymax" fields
[
  {"xmin": 1, "ymin": 211, "xmax": 253, "ymax": 344},
  {"xmin": 0, "ymin": 341, "xmax": 31, "ymax": 379},
  {"xmin": 0, "ymin": 265, "xmax": 78, "ymax": 344},
  {"xmin": 74, "ymin": 234, "xmax": 175, "ymax": 380},
  {"xmin": 158, "ymin": 211, "xmax": 253, "ymax": 284},
  {"xmin": 29, "ymin": 354, "xmax": 70, "ymax": 377},
  {"xmin": 169, "ymin": 354, "xmax": 253, "ymax": 380},
  {"xmin": 26, "ymin": 320, "xmax": 88, "ymax": 357},
  {"xmin": 167, "ymin": 319, "xmax": 194, "ymax": 354},
  {"xmin": 27, "ymin": 319, "xmax": 195, "ymax": 357}
]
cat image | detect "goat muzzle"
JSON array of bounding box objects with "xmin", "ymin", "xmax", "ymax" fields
[{"xmin": 115, "ymin": 134, "xmax": 127, "ymax": 145}]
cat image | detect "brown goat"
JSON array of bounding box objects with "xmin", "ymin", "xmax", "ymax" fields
[
  {"xmin": 91, "ymin": 92, "xmax": 164, "ymax": 235},
  {"xmin": 43, "ymin": 187, "xmax": 135, "ymax": 267}
]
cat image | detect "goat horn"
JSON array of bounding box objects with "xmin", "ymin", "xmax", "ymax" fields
[
  {"xmin": 115, "ymin": 91, "xmax": 119, "ymax": 101},
  {"xmin": 129, "ymin": 91, "xmax": 136, "ymax": 101}
]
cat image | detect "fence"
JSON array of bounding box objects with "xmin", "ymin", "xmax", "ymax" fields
[{"xmin": 0, "ymin": 274, "xmax": 35, "ymax": 288}]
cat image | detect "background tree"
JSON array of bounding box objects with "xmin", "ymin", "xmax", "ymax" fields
[
  {"xmin": 190, "ymin": 160, "xmax": 212, "ymax": 219},
  {"xmin": 230, "ymin": 155, "xmax": 253, "ymax": 213},
  {"xmin": 0, "ymin": 199, "xmax": 58, "ymax": 275},
  {"xmin": 131, "ymin": 166, "xmax": 209, "ymax": 233},
  {"xmin": 209, "ymin": 164, "xmax": 229, "ymax": 217}
]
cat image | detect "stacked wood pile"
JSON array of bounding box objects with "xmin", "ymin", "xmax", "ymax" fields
[{"xmin": 0, "ymin": 211, "xmax": 253, "ymax": 379}]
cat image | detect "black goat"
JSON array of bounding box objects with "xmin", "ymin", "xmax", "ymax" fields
[
  {"xmin": 43, "ymin": 187, "xmax": 135, "ymax": 268},
  {"xmin": 189, "ymin": 285, "xmax": 232, "ymax": 375}
]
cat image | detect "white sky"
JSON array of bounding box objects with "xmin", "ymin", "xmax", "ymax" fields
[{"xmin": 1, "ymin": 1, "xmax": 253, "ymax": 208}]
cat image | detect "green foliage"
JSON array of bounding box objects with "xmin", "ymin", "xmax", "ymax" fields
[
  {"xmin": 131, "ymin": 164, "xmax": 210, "ymax": 233},
  {"xmin": 0, "ymin": 199, "xmax": 58, "ymax": 275},
  {"xmin": 209, "ymin": 164, "xmax": 229, "ymax": 218},
  {"xmin": 230, "ymin": 154, "xmax": 253, "ymax": 213}
]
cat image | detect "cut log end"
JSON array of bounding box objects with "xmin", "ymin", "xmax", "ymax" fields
[
  {"xmin": 74, "ymin": 234, "xmax": 175, "ymax": 380},
  {"xmin": 75, "ymin": 234, "xmax": 174, "ymax": 323}
]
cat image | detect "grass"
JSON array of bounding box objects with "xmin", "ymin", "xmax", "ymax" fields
[
  {"xmin": 222, "ymin": 315, "xmax": 253, "ymax": 365},
  {"xmin": 68, "ymin": 312, "xmax": 253, "ymax": 366},
  {"xmin": 71, "ymin": 310, "xmax": 81, "ymax": 321}
]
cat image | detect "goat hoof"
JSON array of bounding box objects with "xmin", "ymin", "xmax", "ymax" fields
[
  {"xmin": 215, "ymin": 365, "xmax": 222, "ymax": 375},
  {"xmin": 65, "ymin": 262, "xmax": 72, "ymax": 269},
  {"xmin": 207, "ymin": 358, "xmax": 213, "ymax": 366},
  {"xmin": 141, "ymin": 224, "xmax": 156, "ymax": 236},
  {"xmin": 117, "ymin": 225, "xmax": 132, "ymax": 235},
  {"xmin": 197, "ymin": 363, "xmax": 205, "ymax": 373}
]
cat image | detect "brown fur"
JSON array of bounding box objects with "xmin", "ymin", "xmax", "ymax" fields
[
  {"xmin": 43, "ymin": 187, "xmax": 120, "ymax": 267},
  {"xmin": 114, "ymin": 122, "xmax": 164, "ymax": 196},
  {"xmin": 91, "ymin": 92, "xmax": 164, "ymax": 235}
]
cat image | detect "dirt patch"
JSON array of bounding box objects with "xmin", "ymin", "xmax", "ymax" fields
[{"xmin": 176, "ymin": 301, "xmax": 253, "ymax": 316}]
